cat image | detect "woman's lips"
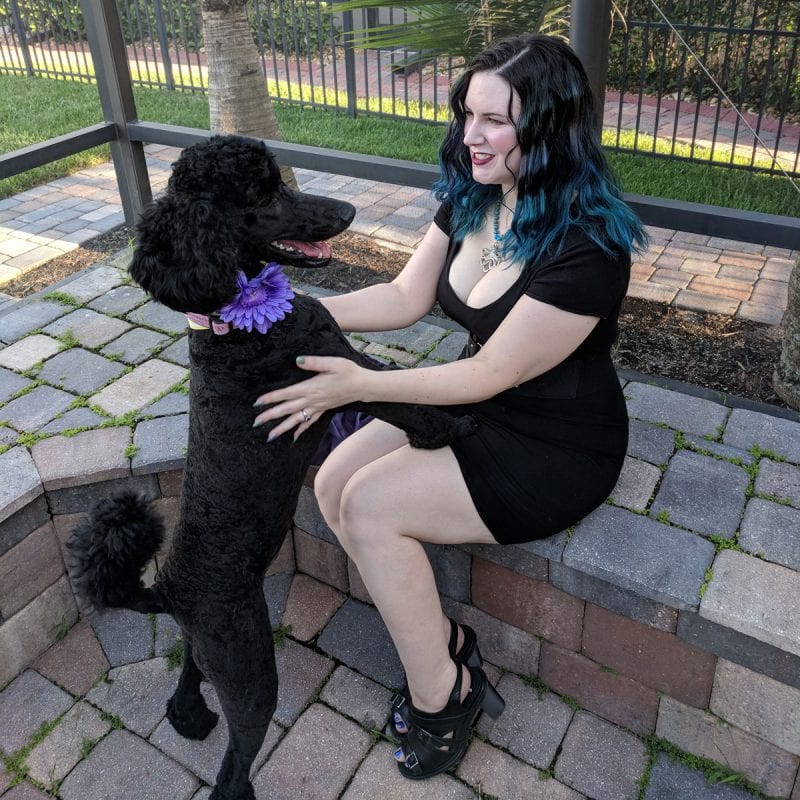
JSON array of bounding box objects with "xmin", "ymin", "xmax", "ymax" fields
[{"xmin": 471, "ymin": 152, "xmax": 494, "ymax": 165}]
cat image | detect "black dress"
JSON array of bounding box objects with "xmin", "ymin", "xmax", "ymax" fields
[{"xmin": 433, "ymin": 204, "xmax": 630, "ymax": 544}]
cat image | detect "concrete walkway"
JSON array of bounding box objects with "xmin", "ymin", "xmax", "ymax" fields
[{"xmin": 0, "ymin": 144, "xmax": 797, "ymax": 325}]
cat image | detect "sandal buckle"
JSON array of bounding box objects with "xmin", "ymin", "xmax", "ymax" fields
[
  {"xmin": 416, "ymin": 727, "xmax": 432, "ymax": 744},
  {"xmin": 391, "ymin": 693, "xmax": 406, "ymax": 711},
  {"xmin": 405, "ymin": 751, "xmax": 419, "ymax": 770}
]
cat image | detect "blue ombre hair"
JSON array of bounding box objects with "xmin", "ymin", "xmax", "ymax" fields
[{"xmin": 434, "ymin": 34, "xmax": 647, "ymax": 263}]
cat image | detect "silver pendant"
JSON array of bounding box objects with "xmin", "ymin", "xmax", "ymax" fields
[{"xmin": 480, "ymin": 244, "xmax": 502, "ymax": 272}]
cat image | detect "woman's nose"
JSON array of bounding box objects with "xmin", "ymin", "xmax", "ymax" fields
[{"xmin": 463, "ymin": 121, "xmax": 481, "ymax": 146}]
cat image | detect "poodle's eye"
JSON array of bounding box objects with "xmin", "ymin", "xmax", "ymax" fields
[{"xmin": 244, "ymin": 212, "xmax": 257, "ymax": 226}]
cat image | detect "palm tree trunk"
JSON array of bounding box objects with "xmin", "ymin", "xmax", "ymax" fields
[
  {"xmin": 774, "ymin": 256, "xmax": 800, "ymax": 409},
  {"xmin": 201, "ymin": 0, "xmax": 297, "ymax": 188}
]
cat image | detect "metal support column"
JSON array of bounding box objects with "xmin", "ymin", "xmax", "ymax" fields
[
  {"xmin": 338, "ymin": 3, "xmax": 358, "ymax": 118},
  {"xmin": 80, "ymin": 0, "xmax": 152, "ymax": 225},
  {"xmin": 570, "ymin": 0, "xmax": 612, "ymax": 137}
]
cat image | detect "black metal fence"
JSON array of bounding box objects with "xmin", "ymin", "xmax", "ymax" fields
[{"xmin": 1, "ymin": 0, "xmax": 799, "ymax": 176}]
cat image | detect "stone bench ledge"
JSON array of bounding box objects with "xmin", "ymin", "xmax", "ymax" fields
[{"xmin": 1, "ymin": 254, "xmax": 800, "ymax": 699}]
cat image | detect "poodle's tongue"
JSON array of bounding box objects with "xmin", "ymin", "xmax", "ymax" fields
[{"xmin": 277, "ymin": 239, "xmax": 331, "ymax": 260}]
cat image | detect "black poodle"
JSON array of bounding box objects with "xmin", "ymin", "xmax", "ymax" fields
[{"xmin": 67, "ymin": 135, "xmax": 475, "ymax": 800}]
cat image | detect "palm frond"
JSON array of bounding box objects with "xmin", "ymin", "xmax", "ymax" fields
[{"xmin": 330, "ymin": 0, "xmax": 567, "ymax": 63}]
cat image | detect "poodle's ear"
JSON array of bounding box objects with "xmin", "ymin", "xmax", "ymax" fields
[
  {"xmin": 130, "ymin": 194, "xmax": 241, "ymax": 313},
  {"xmin": 168, "ymin": 135, "xmax": 279, "ymax": 206}
]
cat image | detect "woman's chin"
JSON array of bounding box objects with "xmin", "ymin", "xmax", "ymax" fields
[{"xmin": 471, "ymin": 169, "xmax": 495, "ymax": 185}]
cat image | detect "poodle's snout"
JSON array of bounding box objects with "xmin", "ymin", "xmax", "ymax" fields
[{"xmin": 339, "ymin": 202, "xmax": 356, "ymax": 226}]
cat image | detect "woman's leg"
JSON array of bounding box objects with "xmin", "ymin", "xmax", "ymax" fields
[
  {"xmin": 317, "ymin": 431, "xmax": 496, "ymax": 713},
  {"xmin": 315, "ymin": 419, "xmax": 409, "ymax": 533}
]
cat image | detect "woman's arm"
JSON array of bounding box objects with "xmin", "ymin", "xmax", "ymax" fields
[
  {"xmin": 357, "ymin": 294, "xmax": 600, "ymax": 403},
  {"xmin": 320, "ymin": 222, "xmax": 449, "ymax": 332},
  {"xmin": 254, "ymin": 294, "xmax": 600, "ymax": 438}
]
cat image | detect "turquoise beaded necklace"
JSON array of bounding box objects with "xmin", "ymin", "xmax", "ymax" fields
[{"xmin": 479, "ymin": 200, "xmax": 508, "ymax": 272}]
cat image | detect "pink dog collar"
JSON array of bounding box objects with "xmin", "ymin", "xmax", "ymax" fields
[{"xmin": 186, "ymin": 312, "xmax": 231, "ymax": 335}]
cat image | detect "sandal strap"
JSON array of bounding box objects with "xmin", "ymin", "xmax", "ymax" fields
[
  {"xmin": 395, "ymin": 665, "xmax": 504, "ymax": 781},
  {"xmin": 396, "ymin": 725, "xmax": 458, "ymax": 779},
  {"xmin": 447, "ymin": 618, "xmax": 459, "ymax": 655},
  {"xmin": 391, "ymin": 691, "xmax": 412, "ymax": 731},
  {"xmin": 447, "ymin": 617, "xmax": 482, "ymax": 667},
  {"xmin": 408, "ymin": 725, "xmax": 454, "ymax": 749}
]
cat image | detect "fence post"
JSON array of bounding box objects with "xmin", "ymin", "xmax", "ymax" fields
[
  {"xmin": 569, "ymin": 0, "xmax": 611, "ymax": 137},
  {"xmin": 8, "ymin": 0, "xmax": 34, "ymax": 77},
  {"xmin": 151, "ymin": 0, "xmax": 175, "ymax": 91},
  {"xmin": 337, "ymin": 2, "xmax": 358, "ymax": 118},
  {"xmin": 80, "ymin": 0, "xmax": 152, "ymax": 225}
]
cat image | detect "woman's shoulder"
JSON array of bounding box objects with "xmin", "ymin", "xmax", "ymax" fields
[
  {"xmin": 522, "ymin": 225, "xmax": 631, "ymax": 316},
  {"xmin": 433, "ymin": 201, "xmax": 453, "ymax": 236},
  {"xmin": 539, "ymin": 225, "xmax": 631, "ymax": 271}
]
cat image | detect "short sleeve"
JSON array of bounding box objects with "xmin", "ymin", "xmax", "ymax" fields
[
  {"xmin": 524, "ymin": 232, "xmax": 630, "ymax": 319},
  {"xmin": 433, "ymin": 202, "xmax": 452, "ymax": 236}
]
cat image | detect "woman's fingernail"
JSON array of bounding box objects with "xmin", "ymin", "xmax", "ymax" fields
[
  {"xmin": 296, "ymin": 355, "xmax": 305, "ymax": 365},
  {"xmin": 253, "ymin": 418, "xmax": 264, "ymax": 428},
  {"xmin": 253, "ymin": 399, "xmax": 263, "ymax": 407},
  {"xmin": 267, "ymin": 430, "xmax": 277, "ymax": 441}
]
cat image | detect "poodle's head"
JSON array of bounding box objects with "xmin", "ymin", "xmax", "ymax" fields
[{"xmin": 129, "ymin": 135, "xmax": 355, "ymax": 313}]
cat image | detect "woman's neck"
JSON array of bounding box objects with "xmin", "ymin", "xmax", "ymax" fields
[{"xmin": 500, "ymin": 184, "xmax": 517, "ymax": 209}]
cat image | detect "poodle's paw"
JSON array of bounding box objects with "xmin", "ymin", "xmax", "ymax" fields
[
  {"xmin": 407, "ymin": 414, "xmax": 479, "ymax": 449},
  {"xmin": 166, "ymin": 696, "xmax": 219, "ymax": 740},
  {"xmin": 210, "ymin": 781, "xmax": 255, "ymax": 800}
]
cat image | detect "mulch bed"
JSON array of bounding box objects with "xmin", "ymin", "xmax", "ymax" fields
[{"xmin": 2, "ymin": 224, "xmax": 789, "ymax": 410}]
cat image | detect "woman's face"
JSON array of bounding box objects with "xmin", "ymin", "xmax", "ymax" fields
[{"xmin": 462, "ymin": 71, "xmax": 521, "ymax": 194}]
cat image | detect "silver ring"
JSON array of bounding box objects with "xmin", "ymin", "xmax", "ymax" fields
[{"xmin": 301, "ymin": 409, "xmax": 311, "ymax": 423}]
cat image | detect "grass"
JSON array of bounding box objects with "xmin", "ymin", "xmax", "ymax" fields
[
  {"xmin": 1, "ymin": 73, "xmax": 798, "ymax": 217},
  {"xmin": 639, "ymin": 735, "xmax": 767, "ymax": 799}
]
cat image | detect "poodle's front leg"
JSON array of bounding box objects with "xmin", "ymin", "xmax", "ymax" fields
[
  {"xmin": 348, "ymin": 351, "xmax": 478, "ymax": 449},
  {"xmin": 355, "ymin": 399, "xmax": 478, "ymax": 450},
  {"xmin": 166, "ymin": 638, "xmax": 219, "ymax": 740}
]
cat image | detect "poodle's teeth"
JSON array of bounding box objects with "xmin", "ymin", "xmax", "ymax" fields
[{"xmin": 272, "ymin": 241, "xmax": 300, "ymax": 254}]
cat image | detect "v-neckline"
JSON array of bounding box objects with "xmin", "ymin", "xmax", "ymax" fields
[{"xmin": 445, "ymin": 239, "xmax": 528, "ymax": 311}]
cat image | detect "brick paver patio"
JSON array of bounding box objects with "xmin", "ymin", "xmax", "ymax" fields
[
  {"xmin": 0, "ymin": 235, "xmax": 798, "ymax": 796},
  {"xmin": 1, "ymin": 142, "xmax": 797, "ymax": 325},
  {"xmin": 1, "ymin": 131, "xmax": 799, "ymax": 798}
]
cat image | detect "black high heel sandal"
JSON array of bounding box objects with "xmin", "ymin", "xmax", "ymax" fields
[
  {"xmin": 394, "ymin": 663, "xmax": 505, "ymax": 781},
  {"xmin": 390, "ymin": 618, "xmax": 482, "ymax": 736}
]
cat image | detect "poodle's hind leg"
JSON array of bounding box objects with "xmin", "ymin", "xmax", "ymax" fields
[
  {"xmin": 203, "ymin": 600, "xmax": 278, "ymax": 800},
  {"xmin": 166, "ymin": 638, "xmax": 219, "ymax": 740},
  {"xmin": 209, "ymin": 710, "xmax": 272, "ymax": 800}
]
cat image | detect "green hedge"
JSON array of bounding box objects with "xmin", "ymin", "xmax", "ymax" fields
[
  {"xmin": 609, "ymin": 0, "xmax": 799, "ymax": 119},
  {"xmin": 0, "ymin": 0, "xmax": 334, "ymax": 55}
]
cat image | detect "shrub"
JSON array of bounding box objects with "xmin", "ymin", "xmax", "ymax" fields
[
  {"xmin": 608, "ymin": 0, "xmax": 800, "ymax": 120},
  {"xmin": 249, "ymin": 0, "xmax": 335, "ymax": 58}
]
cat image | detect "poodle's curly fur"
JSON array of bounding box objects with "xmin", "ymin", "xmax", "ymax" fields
[{"xmin": 67, "ymin": 135, "xmax": 476, "ymax": 800}]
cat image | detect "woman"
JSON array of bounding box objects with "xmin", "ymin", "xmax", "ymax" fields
[{"xmin": 254, "ymin": 33, "xmax": 647, "ymax": 780}]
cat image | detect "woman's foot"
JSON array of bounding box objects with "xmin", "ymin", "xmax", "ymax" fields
[
  {"xmin": 392, "ymin": 663, "xmax": 505, "ymax": 780},
  {"xmin": 392, "ymin": 619, "xmax": 482, "ymax": 735}
]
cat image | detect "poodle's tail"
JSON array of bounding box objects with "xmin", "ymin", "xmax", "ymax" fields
[{"xmin": 67, "ymin": 490, "xmax": 168, "ymax": 614}]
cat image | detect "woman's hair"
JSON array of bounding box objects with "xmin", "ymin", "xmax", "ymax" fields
[{"xmin": 434, "ymin": 34, "xmax": 647, "ymax": 262}]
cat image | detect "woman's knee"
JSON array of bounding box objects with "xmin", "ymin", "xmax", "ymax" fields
[
  {"xmin": 314, "ymin": 459, "xmax": 345, "ymax": 532},
  {"xmin": 336, "ymin": 474, "xmax": 388, "ymax": 554}
]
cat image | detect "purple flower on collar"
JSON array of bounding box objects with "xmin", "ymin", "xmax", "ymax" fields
[{"xmin": 218, "ymin": 262, "xmax": 295, "ymax": 334}]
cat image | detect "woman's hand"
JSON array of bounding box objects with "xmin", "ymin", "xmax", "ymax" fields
[{"xmin": 253, "ymin": 355, "xmax": 367, "ymax": 441}]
